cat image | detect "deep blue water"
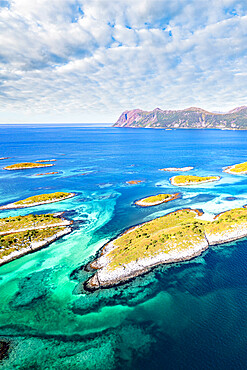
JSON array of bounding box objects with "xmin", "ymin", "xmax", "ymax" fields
[{"xmin": 0, "ymin": 126, "xmax": 247, "ymax": 369}]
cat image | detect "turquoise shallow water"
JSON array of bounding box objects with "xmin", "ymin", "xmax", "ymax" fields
[{"xmin": 0, "ymin": 126, "xmax": 247, "ymax": 369}]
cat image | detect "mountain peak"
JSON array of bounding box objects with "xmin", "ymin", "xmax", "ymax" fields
[
  {"xmin": 228, "ymin": 106, "xmax": 247, "ymax": 114},
  {"xmin": 183, "ymin": 107, "xmax": 212, "ymax": 114}
]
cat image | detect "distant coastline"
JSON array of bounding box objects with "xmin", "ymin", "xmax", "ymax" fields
[{"xmin": 113, "ymin": 106, "xmax": 247, "ymax": 130}]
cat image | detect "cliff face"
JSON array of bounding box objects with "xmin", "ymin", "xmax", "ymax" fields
[{"xmin": 113, "ymin": 106, "xmax": 247, "ymax": 129}]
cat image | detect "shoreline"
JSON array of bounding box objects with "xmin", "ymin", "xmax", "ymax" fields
[
  {"xmin": 134, "ymin": 193, "xmax": 180, "ymax": 207},
  {"xmin": 170, "ymin": 175, "xmax": 221, "ymax": 186},
  {"xmin": 84, "ymin": 239, "xmax": 209, "ymax": 291},
  {"xmin": 113, "ymin": 127, "xmax": 247, "ymax": 131},
  {"xmin": 0, "ymin": 218, "xmax": 73, "ymax": 236},
  {"xmin": 0, "ymin": 193, "xmax": 76, "ymax": 210},
  {"xmin": 84, "ymin": 207, "xmax": 247, "ymax": 291},
  {"xmin": 223, "ymin": 165, "xmax": 247, "ymax": 175},
  {"xmin": 0, "ymin": 226, "xmax": 72, "ymax": 266}
]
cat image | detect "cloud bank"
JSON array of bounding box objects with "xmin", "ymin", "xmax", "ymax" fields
[{"xmin": 0, "ymin": 0, "xmax": 247, "ymax": 123}]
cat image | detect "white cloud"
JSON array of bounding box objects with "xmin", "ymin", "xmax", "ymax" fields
[{"xmin": 0, "ymin": 0, "xmax": 247, "ymax": 123}]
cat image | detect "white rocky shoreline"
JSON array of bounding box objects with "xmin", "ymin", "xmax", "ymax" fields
[
  {"xmin": 0, "ymin": 218, "xmax": 72, "ymax": 236},
  {"xmin": 223, "ymin": 165, "xmax": 247, "ymax": 175},
  {"xmin": 0, "ymin": 226, "xmax": 72, "ymax": 266},
  {"xmin": 0, "ymin": 193, "xmax": 76, "ymax": 210},
  {"xmin": 84, "ymin": 211, "xmax": 247, "ymax": 291}
]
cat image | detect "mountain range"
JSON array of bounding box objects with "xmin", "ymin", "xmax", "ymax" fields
[{"xmin": 113, "ymin": 106, "xmax": 247, "ymax": 129}]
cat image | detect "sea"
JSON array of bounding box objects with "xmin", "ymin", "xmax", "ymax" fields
[{"xmin": 0, "ymin": 126, "xmax": 247, "ymax": 369}]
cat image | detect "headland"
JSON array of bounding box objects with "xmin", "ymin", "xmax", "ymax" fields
[
  {"xmin": 85, "ymin": 207, "xmax": 247, "ymax": 291},
  {"xmin": 113, "ymin": 106, "xmax": 247, "ymax": 129}
]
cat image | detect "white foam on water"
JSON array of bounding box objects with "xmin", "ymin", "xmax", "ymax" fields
[
  {"xmin": 215, "ymin": 174, "xmax": 244, "ymax": 185},
  {"xmin": 155, "ymin": 179, "xmax": 171, "ymax": 187},
  {"xmin": 143, "ymin": 192, "xmax": 247, "ymax": 222},
  {"xmin": 194, "ymin": 193, "xmax": 247, "ymax": 216},
  {"xmin": 182, "ymin": 192, "xmax": 201, "ymax": 199},
  {"xmin": 98, "ymin": 183, "xmax": 113, "ymax": 188}
]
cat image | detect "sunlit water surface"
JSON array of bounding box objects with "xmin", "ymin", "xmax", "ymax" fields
[{"xmin": 0, "ymin": 126, "xmax": 247, "ymax": 369}]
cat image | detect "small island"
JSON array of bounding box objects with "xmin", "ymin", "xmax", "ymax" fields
[
  {"xmin": 159, "ymin": 166, "xmax": 194, "ymax": 172},
  {"xmin": 85, "ymin": 207, "xmax": 247, "ymax": 290},
  {"xmin": 135, "ymin": 193, "xmax": 180, "ymax": 207},
  {"xmin": 0, "ymin": 213, "xmax": 73, "ymax": 266},
  {"xmin": 3, "ymin": 162, "xmax": 55, "ymax": 170},
  {"xmin": 223, "ymin": 161, "xmax": 247, "ymax": 175},
  {"xmin": 36, "ymin": 159, "xmax": 56, "ymax": 162},
  {"xmin": 0, "ymin": 192, "xmax": 75, "ymax": 210},
  {"xmin": 126, "ymin": 180, "xmax": 143, "ymax": 185},
  {"xmin": 170, "ymin": 175, "xmax": 220, "ymax": 186},
  {"xmin": 35, "ymin": 172, "xmax": 60, "ymax": 176}
]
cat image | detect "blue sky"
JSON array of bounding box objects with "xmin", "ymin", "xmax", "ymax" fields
[{"xmin": 0, "ymin": 0, "xmax": 247, "ymax": 124}]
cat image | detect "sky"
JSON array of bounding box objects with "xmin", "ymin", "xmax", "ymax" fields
[{"xmin": 0, "ymin": 0, "xmax": 247, "ymax": 124}]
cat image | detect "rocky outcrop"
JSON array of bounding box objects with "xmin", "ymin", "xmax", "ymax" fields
[
  {"xmin": 85, "ymin": 239, "xmax": 208, "ymax": 291},
  {"xmin": 0, "ymin": 226, "xmax": 72, "ymax": 266},
  {"xmin": 84, "ymin": 208, "xmax": 247, "ymax": 291}
]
